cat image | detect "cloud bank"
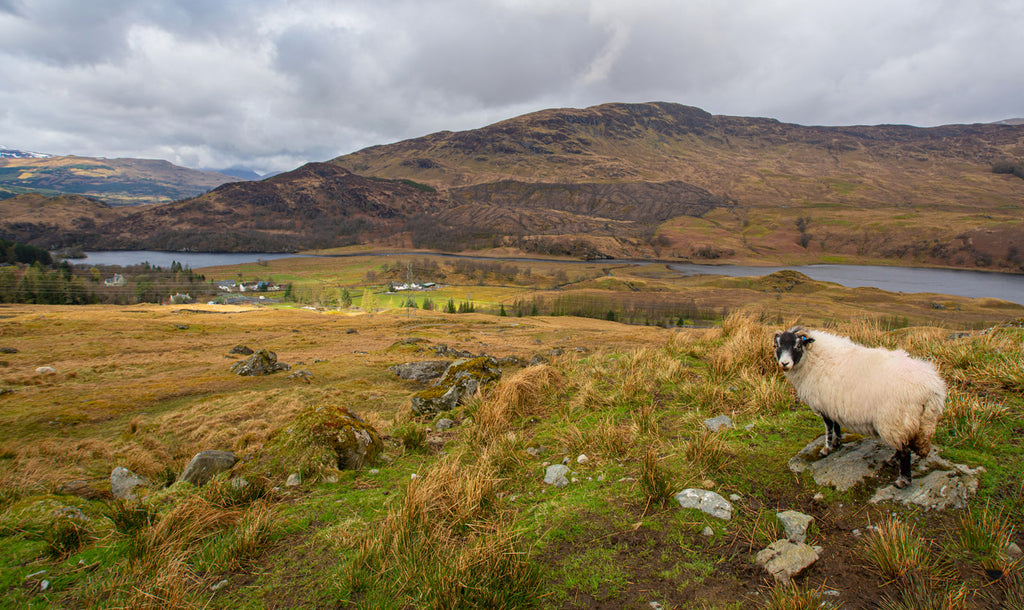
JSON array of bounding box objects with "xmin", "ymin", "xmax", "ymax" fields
[{"xmin": 1, "ymin": 0, "xmax": 1021, "ymax": 174}]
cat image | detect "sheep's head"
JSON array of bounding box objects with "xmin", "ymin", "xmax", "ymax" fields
[{"xmin": 773, "ymin": 326, "xmax": 814, "ymax": 372}]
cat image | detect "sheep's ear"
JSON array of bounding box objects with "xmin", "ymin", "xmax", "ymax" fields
[
  {"xmin": 799, "ymin": 335, "xmax": 815, "ymax": 347},
  {"xmin": 773, "ymin": 330, "xmax": 782, "ymax": 346}
]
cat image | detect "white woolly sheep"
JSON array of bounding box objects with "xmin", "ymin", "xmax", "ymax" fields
[{"xmin": 773, "ymin": 325, "xmax": 946, "ymax": 488}]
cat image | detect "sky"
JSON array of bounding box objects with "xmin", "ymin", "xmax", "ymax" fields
[{"xmin": 1, "ymin": 0, "xmax": 1022, "ymax": 175}]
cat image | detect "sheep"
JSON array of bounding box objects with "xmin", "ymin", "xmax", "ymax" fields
[{"xmin": 773, "ymin": 325, "xmax": 945, "ymax": 488}]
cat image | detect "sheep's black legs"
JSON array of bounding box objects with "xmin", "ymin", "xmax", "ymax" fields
[
  {"xmin": 819, "ymin": 415, "xmax": 842, "ymax": 457},
  {"xmin": 894, "ymin": 449, "xmax": 912, "ymax": 488}
]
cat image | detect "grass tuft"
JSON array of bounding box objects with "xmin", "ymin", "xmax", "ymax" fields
[
  {"xmin": 639, "ymin": 449, "xmax": 675, "ymax": 507},
  {"xmin": 864, "ymin": 518, "xmax": 933, "ymax": 581}
]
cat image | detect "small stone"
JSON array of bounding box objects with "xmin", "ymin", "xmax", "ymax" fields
[
  {"xmin": 179, "ymin": 450, "xmax": 237, "ymax": 487},
  {"xmin": 211, "ymin": 579, "xmax": 229, "ymax": 591},
  {"xmin": 618, "ymin": 477, "xmax": 636, "ymax": 483},
  {"xmin": 40, "ymin": 580, "xmax": 50, "ymax": 591},
  {"xmin": 571, "ymin": 477, "xmax": 580, "ymax": 483},
  {"xmin": 576, "ymin": 454, "xmax": 590, "ymax": 464},
  {"xmin": 231, "ymin": 478, "xmax": 249, "ymax": 490},
  {"xmin": 369, "ymin": 469, "xmax": 380, "ymax": 475},
  {"xmin": 674, "ymin": 488, "xmax": 733, "ymax": 520},
  {"xmin": 649, "ymin": 602, "xmax": 663, "ymax": 610},
  {"xmin": 702, "ymin": 526, "xmax": 714, "ymax": 537},
  {"xmin": 561, "ymin": 457, "xmax": 570, "ymax": 465},
  {"xmin": 776, "ymin": 510, "xmax": 815, "ymax": 544},
  {"xmin": 285, "ymin": 473, "xmax": 301, "ymax": 487},
  {"xmin": 411, "ymin": 473, "xmax": 420, "ymax": 480},
  {"xmin": 729, "ymin": 493, "xmax": 741, "ymax": 501},
  {"xmin": 813, "ymin": 492, "xmax": 826, "ymax": 502},
  {"xmin": 597, "ymin": 474, "xmax": 606, "ymax": 482},
  {"xmin": 756, "ymin": 539, "xmax": 819, "ymax": 584},
  {"xmin": 852, "ymin": 529, "xmax": 862, "ymax": 537},
  {"xmin": 436, "ymin": 418, "xmax": 454, "ymax": 430},
  {"xmin": 324, "ymin": 475, "xmax": 339, "ymax": 484},
  {"xmin": 110, "ymin": 466, "xmax": 148, "ymax": 500},
  {"xmin": 1007, "ymin": 542, "xmax": 1023, "ymax": 558},
  {"xmin": 35, "ymin": 366, "xmax": 56, "ymax": 374},
  {"xmin": 703, "ymin": 415, "xmax": 733, "ymax": 432},
  {"xmin": 544, "ymin": 464, "xmax": 570, "ymax": 487}
]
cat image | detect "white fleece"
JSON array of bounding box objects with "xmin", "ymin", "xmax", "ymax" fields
[{"xmin": 784, "ymin": 330, "xmax": 946, "ymax": 454}]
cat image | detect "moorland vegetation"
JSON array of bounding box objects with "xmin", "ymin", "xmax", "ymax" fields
[{"xmin": 0, "ymin": 251, "xmax": 1022, "ymax": 608}]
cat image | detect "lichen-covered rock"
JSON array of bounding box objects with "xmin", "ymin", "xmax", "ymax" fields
[
  {"xmin": 179, "ymin": 450, "xmax": 238, "ymax": 487},
  {"xmin": 410, "ymin": 356, "xmax": 501, "ymax": 415},
  {"xmin": 229, "ymin": 345, "xmax": 254, "ymax": 355},
  {"xmin": 284, "ymin": 405, "xmax": 384, "ymax": 472},
  {"xmin": 777, "ymin": 510, "xmax": 815, "ymax": 543},
  {"xmin": 230, "ymin": 349, "xmax": 290, "ymax": 376}
]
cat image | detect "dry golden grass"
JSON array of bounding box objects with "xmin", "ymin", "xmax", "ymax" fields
[
  {"xmin": 707, "ymin": 311, "xmax": 777, "ymax": 378},
  {"xmin": 475, "ymin": 364, "xmax": 565, "ymax": 441}
]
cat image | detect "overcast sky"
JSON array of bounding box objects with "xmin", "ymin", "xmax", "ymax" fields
[{"xmin": 1, "ymin": 0, "xmax": 1022, "ymax": 175}]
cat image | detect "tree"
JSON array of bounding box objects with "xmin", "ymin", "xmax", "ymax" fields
[
  {"xmin": 362, "ymin": 288, "xmax": 378, "ymax": 313},
  {"xmin": 340, "ymin": 288, "xmax": 353, "ymax": 308}
]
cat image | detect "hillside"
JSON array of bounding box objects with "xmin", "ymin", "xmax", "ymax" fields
[
  {"xmin": 0, "ymin": 155, "xmax": 239, "ymax": 205},
  {"xmin": 335, "ymin": 102, "xmax": 1024, "ymax": 267},
  {"xmin": 89, "ymin": 163, "xmax": 448, "ymax": 252},
  {"xmin": 0, "ymin": 193, "xmax": 131, "ymax": 249}
]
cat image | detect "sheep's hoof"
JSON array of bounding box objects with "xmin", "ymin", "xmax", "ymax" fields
[
  {"xmin": 818, "ymin": 447, "xmax": 831, "ymax": 457},
  {"xmin": 894, "ymin": 476, "xmax": 911, "ymax": 489}
]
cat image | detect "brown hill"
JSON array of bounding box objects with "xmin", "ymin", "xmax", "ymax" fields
[
  {"xmin": 0, "ymin": 193, "xmax": 130, "ymax": 249},
  {"xmin": 334, "ymin": 102, "xmax": 1024, "ymax": 268},
  {"xmin": 90, "ymin": 163, "xmax": 447, "ymax": 252},
  {"xmin": 0, "ymin": 155, "xmax": 239, "ymax": 205}
]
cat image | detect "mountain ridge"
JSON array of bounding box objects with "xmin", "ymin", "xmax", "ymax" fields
[{"xmin": 2, "ymin": 102, "xmax": 1023, "ymax": 271}]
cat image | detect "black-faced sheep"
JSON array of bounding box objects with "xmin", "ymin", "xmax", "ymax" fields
[{"xmin": 773, "ymin": 326, "xmax": 946, "ymax": 488}]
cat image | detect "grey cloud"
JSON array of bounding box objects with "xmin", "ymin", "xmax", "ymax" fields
[{"xmin": 1, "ymin": 0, "xmax": 1022, "ymax": 174}]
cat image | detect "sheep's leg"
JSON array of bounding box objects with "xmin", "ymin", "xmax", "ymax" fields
[
  {"xmin": 893, "ymin": 449, "xmax": 912, "ymax": 489},
  {"xmin": 819, "ymin": 416, "xmax": 842, "ymax": 457}
]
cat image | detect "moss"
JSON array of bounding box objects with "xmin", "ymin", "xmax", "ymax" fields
[{"xmin": 271, "ymin": 405, "xmax": 383, "ymax": 476}]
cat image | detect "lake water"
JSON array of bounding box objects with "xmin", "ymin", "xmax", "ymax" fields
[
  {"xmin": 72, "ymin": 251, "xmax": 1024, "ymax": 305},
  {"xmin": 73, "ymin": 250, "xmax": 303, "ymax": 269}
]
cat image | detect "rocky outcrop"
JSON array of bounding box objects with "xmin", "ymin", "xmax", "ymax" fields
[
  {"xmin": 178, "ymin": 450, "xmax": 238, "ymax": 487},
  {"xmin": 230, "ymin": 349, "xmax": 290, "ymax": 376},
  {"xmin": 390, "ymin": 360, "xmax": 451, "ymax": 383},
  {"xmin": 302, "ymin": 405, "xmax": 383, "ymax": 470},
  {"xmin": 789, "ymin": 435, "xmax": 983, "ymax": 510},
  {"xmin": 410, "ymin": 356, "xmax": 501, "ymax": 415}
]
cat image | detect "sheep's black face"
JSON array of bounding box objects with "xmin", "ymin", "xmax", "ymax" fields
[{"xmin": 773, "ymin": 329, "xmax": 813, "ymax": 372}]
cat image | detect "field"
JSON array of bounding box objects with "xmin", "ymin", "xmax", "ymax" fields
[{"xmin": 1, "ymin": 256, "xmax": 1023, "ymax": 609}]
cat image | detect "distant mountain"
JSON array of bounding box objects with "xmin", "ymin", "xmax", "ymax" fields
[
  {"xmin": 0, "ymin": 145, "xmax": 51, "ymax": 159},
  {"xmin": 994, "ymin": 118, "xmax": 1024, "ymax": 126},
  {"xmin": 0, "ymin": 155, "xmax": 240, "ymax": 205},
  {"xmin": 204, "ymin": 166, "xmax": 262, "ymax": 181}
]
